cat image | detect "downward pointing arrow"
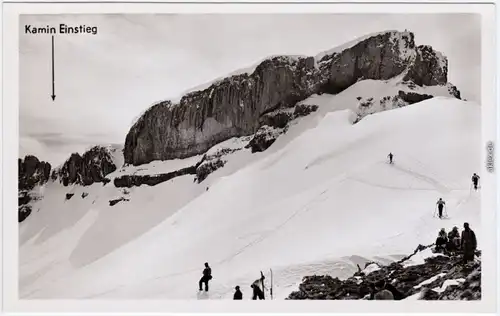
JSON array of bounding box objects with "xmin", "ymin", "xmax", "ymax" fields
[{"xmin": 51, "ymin": 35, "xmax": 56, "ymax": 101}]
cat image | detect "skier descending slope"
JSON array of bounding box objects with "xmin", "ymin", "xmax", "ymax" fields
[
  {"xmin": 435, "ymin": 198, "xmax": 446, "ymax": 219},
  {"xmin": 198, "ymin": 262, "xmax": 212, "ymax": 292},
  {"xmin": 387, "ymin": 152, "xmax": 394, "ymax": 164},
  {"xmin": 471, "ymin": 173, "xmax": 480, "ymax": 190}
]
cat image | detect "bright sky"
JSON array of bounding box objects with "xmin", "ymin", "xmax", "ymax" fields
[{"xmin": 19, "ymin": 13, "xmax": 481, "ymax": 166}]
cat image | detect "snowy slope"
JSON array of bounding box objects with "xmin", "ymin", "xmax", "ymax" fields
[{"xmin": 19, "ymin": 91, "xmax": 481, "ymax": 300}]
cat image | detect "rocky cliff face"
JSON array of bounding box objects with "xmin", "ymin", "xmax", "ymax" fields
[
  {"xmin": 18, "ymin": 155, "xmax": 51, "ymax": 222},
  {"xmin": 121, "ymin": 31, "xmax": 457, "ymax": 166},
  {"xmin": 52, "ymin": 145, "xmax": 118, "ymax": 186},
  {"xmin": 19, "ymin": 155, "xmax": 51, "ymax": 191}
]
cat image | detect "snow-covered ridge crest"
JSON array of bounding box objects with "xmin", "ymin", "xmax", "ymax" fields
[
  {"xmin": 166, "ymin": 30, "xmax": 414, "ymax": 105},
  {"xmin": 126, "ymin": 29, "xmax": 450, "ymax": 165}
]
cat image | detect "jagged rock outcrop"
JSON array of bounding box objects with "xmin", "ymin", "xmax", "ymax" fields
[
  {"xmin": 124, "ymin": 30, "xmax": 455, "ymax": 166},
  {"xmin": 18, "ymin": 155, "xmax": 51, "ymax": 191},
  {"xmin": 53, "ymin": 146, "xmax": 117, "ymax": 186},
  {"xmin": 404, "ymin": 45, "xmax": 448, "ymax": 86},
  {"xmin": 320, "ymin": 32, "xmax": 416, "ymax": 94},
  {"xmin": 18, "ymin": 155, "xmax": 51, "ymax": 222},
  {"xmin": 287, "ymin": 243, "xmax": 481, "ymax": 301}
]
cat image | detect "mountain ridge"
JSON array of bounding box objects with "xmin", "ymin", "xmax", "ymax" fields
[{"xmin": 123, "ymin": 30, "xmax": 460, "ymax": 166}]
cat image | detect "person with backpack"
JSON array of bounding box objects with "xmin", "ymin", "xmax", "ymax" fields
[
  {"xmin": 461, "ymin": 223, "xmax": 477, "ymax": 264},
  {"xmin": 436, "ymin": 198, "xmax": 446, "ymax": 219},
  {"xmin": 233, "ymin": 285, "xmax": 243, "ymax": 300},
  {"xmin": 198, "ymin": 262, "xmax": 212, "ymax": 291},
  {"xmin": 387, "ymin": 153, "xmax": 394, "ymax": 164},
  {"xmin": 471, "ymin": 173, "xmax": 480, "ymax": 190}
]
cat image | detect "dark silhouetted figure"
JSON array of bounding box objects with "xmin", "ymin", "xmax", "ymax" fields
[
  {"xmin": 436, "ymin": 198, "xmax": 446, "ymax": 219},
  {"xmin": 461, "ymin": 223, "xmax": 477, "ymax": 264},
  {"xmin": 199, "ymin": 262, "xmax": 212, "ymax": 291},
  {"xmin": 471, "ymin": 173, "xmax": 480, "ymax": 190},
  {"xmin": 251, "ymin": 272, "xmax": 266, "ymax": 300},
  {"xmin": 233, "ymin": 285, "xmax": 243, "ymax": 300},
  {"xmin": 388, "ymin": 153, "xmax": 394, "ymax": 164}
]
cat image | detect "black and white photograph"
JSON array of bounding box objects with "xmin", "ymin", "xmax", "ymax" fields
[{"xmin": 2, "ymin": 2, "xmax": 498, "ymax": 314}]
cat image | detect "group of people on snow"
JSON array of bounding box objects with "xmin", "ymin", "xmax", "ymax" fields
[
  {"xmin": 198, "ymin": 156, "xmax": 481, "ymax": 299},
  {"xmin": 435, "ymin": 222, "xmax": 477, "ymax": 263},
  {"xmin": 199, "ymin": 264, "xmax": 268, "ymax": 300}
]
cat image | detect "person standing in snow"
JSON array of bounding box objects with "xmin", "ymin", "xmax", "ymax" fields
[
  {"xmin": 461, "ymin": 223, "xmax": 477, "ymax": 264},
  {"xmin": 471, "ymin": 173, "xmax": 480, "ymax": 190},
  {"xmin": 199, "ymin": 262, "xmax": 212, "ymax": 291},
  {"xmin": 436, "ymin": 198, "xmax": 446, "ymax": 219},
  {"xmin": 233, "ymin": 285, "xmax": 243, "ymax": 300},
  {"xmin": 251, "ymin": 272, "xmax": 266, "ymax": 300},
  {"xmin": 388, "ymin": 153, "xmax": 394, "ymax": 164}
]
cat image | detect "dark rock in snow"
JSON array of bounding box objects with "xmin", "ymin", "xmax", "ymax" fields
[
  {"xmin": 65, "ymin": 193, "xmax": 74, "ymax": 201},
  {"xmin": 398, "ymin": 90, "xmax": 434, "ymax": 104},
  {"xmin": 18, "ymin": 205, "xmax": 32, "ymax": 223},
  {"xmin": 259, "ymin": 109, "xmax": 294, "ymax": 129},
  {"xmin": 293, "ymin": 103, "xmax": 319, "ymax": 118},
  {"xmin": 196, "ymin": 158, "xmax": 226, "ymax": 183},
  {"xmin": 109, "ymin": 197, "xmax": 130, "ymax": 206},
  {"xmin": 114, "ymin": 164, "xmax": 198, "ymax": 188},
  {"xmin": 246, "ymin": 125, "xmax": 283, "ymax": 153},
  {"xmin": 81, "ymin": 192, "xmax": 89, "ymax": 199},
  {"xmin": 18, "ymin": 190, "xmax": 31, "ymax": 206}
]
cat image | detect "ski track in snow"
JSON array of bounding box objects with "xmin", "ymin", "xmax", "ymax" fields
[{"xmin": 19, "ymin": 85, "xmax": 481, "ymax": 300}]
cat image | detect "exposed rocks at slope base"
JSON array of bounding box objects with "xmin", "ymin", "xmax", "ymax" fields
[
  {"xmin": 114, "ymin": 163, "xmax": 200, "ymax": 188},
  {"xmin": 246, "ymin": 125, "xmax": 284, "ymax": 153},
  {"xmin": 109, "ymin": 197, "xmax": 130, "ymax": 206},
  {"xmin": 52, "ymin": 146, "xmax": 117, "ymax": 186},
  {"xmin": 124, "ymin": 30, "xmax": 456, "ymax": 166},
  {"xmin": 18, "ymin": 205, "xmax": 32, "ymax": 223},
  {"xmin": 287, "ymin": 243, "xmax": 481, "ymax": 300},
  {"xmin": 398, "ymin": 90, "xmax": 434, "ymax": 104}
]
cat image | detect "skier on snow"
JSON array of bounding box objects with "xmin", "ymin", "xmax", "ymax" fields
[
  {"xmin": 251, "ymin": 271, "xmax": 266, "ymax": 300},
  {"xmin": 436, "ymin": 198, "xmax": 446, "ymax": 219},
  {"xmin": 461, "ymin": 222, "xmax": 477, "ymax": 264},
  {"xmin": 471, "ymin": 173, "xmax": 480, "ymax": 190},
  {"xmin": 388, "ymin": 153, "xmax": 394, "ymax": 164},
  {"xmin": 233, "ymin": 285, "xmax": 243, "ymax": 300},
  {"xmin": 199, "ymin": 262, "xmax": 212, "ymax": 292}
]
